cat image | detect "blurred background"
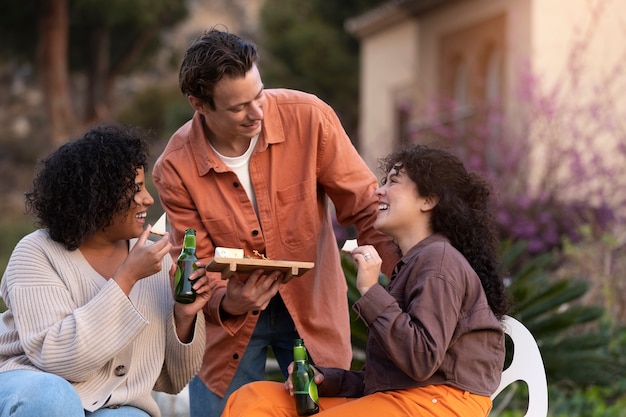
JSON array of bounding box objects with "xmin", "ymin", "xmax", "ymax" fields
[{"xmin": 1, "ymin": 1, "xmax": 626, "ymax": 416}]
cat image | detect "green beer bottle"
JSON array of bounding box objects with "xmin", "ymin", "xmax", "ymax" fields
[
  {"xmin": 291, "ymin": 338, "xmax": 319, "ymax": 416},
  {"xmin": 174, "ymin": 228, "xmax": 198, "ymax": 303}
]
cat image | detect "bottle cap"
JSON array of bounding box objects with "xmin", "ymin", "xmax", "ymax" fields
[
  {"xmin": 293, "ymin": 338, "xmax": 307, "ymax": 361},
  {"xmin": 183, "ymin": 228, "xmax": 197, "ymax": 249}
]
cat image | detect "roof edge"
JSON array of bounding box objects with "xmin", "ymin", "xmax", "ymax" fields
[{"xmin": 345, "ymin": 0, "xmax": 454, "ymax": 38}]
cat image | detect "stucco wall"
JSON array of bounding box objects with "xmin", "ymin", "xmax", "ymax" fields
[
  {"xmin": 360, "ymin": 20, "xmax": 420, "ymax": 169},
  {"xmin": 358, "ymin": 0, "xmax": 532, "ymax": 170},
  {"xmin": 527, "ymin": 0, "xmax": 626, "ymax": 204},
  {"xmin": 356, "ymin": 0, "xmax": 626, "ymax": 215}
]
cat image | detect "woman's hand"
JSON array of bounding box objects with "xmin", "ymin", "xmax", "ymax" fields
[
  {"xmin": 283, "ymin": 361, "xmax": 325, "ymax": 396},
  {"xmin": 114, "ymin": 227, "xmax": 172, "ymax": 295},
  {"xmin": 351, "ymin": 245, "xmax": 382, "ymax": 296},
  {"xmin": 172, "ymin": 261, "xmax": 212, "ymax": 343}
]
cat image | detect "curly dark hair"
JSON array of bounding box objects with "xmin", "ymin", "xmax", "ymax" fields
[
  {"xmin": 379, "ymin": 144, "xmax": 510, "ymax": 318},
  {"xmin": 179, "ymin": 27, "xmax": 258, "ymax": 110},
  {"xmin": 25, "ymin": 124, "xmax": 150, "ymax": 251}
]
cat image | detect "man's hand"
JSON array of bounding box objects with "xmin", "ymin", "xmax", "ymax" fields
[{"xmin": 220, "ymin": 269, "xmax": 284, "ymax": 316}]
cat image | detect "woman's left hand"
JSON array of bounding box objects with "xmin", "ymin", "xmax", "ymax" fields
[
  {"xmin": 171, "ymin": 262, "xmax": 211, "ymax": 342},
  {"xmin": 352, "ymin": 245, "xmax": 382, "ymax": 296},
  {"xmin": 284, "ymin": 361, "xmax": 325, "ymax": 396}
]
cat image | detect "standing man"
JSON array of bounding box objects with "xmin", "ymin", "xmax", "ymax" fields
[{"xmin": 152, "ymin": 28, "xmax": 400, "ymax": 417}]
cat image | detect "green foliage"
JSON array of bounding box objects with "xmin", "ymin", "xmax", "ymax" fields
[
  {"xmin": 259, "ymin": 0, "xmax": 386, "ymax": 138},
  {"xmin": 501, "ymin": 240, "xmax": 624, "ymax": 389},
  {"xmin": 559, "ymin": 225, "xmax": 626, "ymax": 327},
  {"xmin": 0, "ymin": 1, "xmax": 187, "ymax": 69},
  {"xmin": 0, "ymin": 0, "xmax": 39, "ymax": 60},
  {"xmin": 490, "ymin": 239, "xmax": 626, "ymax": 415},
  {"xmin": 72, "ymin": 0, "xmax": 185, "ymax": 26},
  {"xmin": 116, "ymin": 85, "xmax": 192, "ymax": 140},
  {"xmin": 0, "ymin": 133, "xmax": 49, "ymax": 166},
  {"xmin": 69, "ymin": 0, "xmax": 188, "ymax": 73},
  {"xmin": 548, "ymin": 383, "xmax": 626, "ymax": 417}
]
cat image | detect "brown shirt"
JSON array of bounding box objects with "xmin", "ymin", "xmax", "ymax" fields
[
  {"xmin": 152, "ymin": 89, "xmax": 400, "ymax": 396},
  {"xmin": 318, "ymin": 234, "xmax": 504, "ymax": 398}
]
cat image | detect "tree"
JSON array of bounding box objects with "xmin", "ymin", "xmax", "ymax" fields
[
  {"xmin": 259, "ymin": 0, "xmax": 386, "ymax": 145},
  {"xmin": 69, "ymin": 0, "xmax": 188, "ymax": 123},
  {"xmin": 39, "ymin": 0, "xmax": 76, "ymax": 148},
  {"xmin": 0, "ymin": 0, "xmax": 188, "ymax": 148}
]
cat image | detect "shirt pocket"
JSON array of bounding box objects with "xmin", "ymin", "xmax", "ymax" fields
[
  {"xmin": 202, "ymin": 215, "xmax": 241, "ymax": 247},
  {"xmin": 275, "ymin": 180, "xmax": 319, "ymax": 249}
]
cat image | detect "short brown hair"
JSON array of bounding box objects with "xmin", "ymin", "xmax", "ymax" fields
[{"xmin": 179, "ymin": 28, "xmax": 258, "ymax": 110}]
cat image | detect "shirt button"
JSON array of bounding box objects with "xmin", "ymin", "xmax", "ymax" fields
[
  {"xmin": 252, "ymin": 310, "xmax": 259, "ymax": 315},
  {"xmin": 432, "ymin": 398, "xmax": 437, "ymax": 404},
  {"xmin": 114, "ymin": 365, "xmax": 127, "ymax": 376},
  {"xmin": 233, "ymin": 353, "xmax": 239, "ymax": 360},
  {"xmin": 252, "ymin": 230, "xmax": 259, "ymax": 236},
  {"xmin": 233, "ymin": 182, "xmax": 239, "ymax": 188}
]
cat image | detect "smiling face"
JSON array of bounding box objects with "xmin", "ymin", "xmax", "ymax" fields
[
  {"xmin": 191, "ymin": 63, "xmax": 266, "ymax": 155},
  {"xmin": 374, "ymin": 164, "xmax": 437, "ymax": 253},
  {"xmin": 103, "ymin": 167, "xmax": 154, "ymax": 240}
]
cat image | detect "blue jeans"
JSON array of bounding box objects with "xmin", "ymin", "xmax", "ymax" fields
[
  {"xmin": 86, "ymin": 407, "xmax": 149, "ymax": 417},
  {"xmin": 0, "ymin": 370, "xmax": 149, "ymax": 417},
  {"xmin": 189, "ymin": 295, "xmax": 300, "ymax": 417},
  {"xmin": 0, "ymin": 370, "xmax": 83, "ymax": 417}
]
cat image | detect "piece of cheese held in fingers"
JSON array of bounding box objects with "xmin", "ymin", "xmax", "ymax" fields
[
  {"xmin": 341, "ymin": 239, "xmax": 358, "ymax": 252},
  {"xmin": 151, "ymin": 212, "xmax": 167, "ymax": 236}
]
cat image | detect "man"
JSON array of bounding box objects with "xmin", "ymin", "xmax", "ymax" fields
[{"xmin": 152, "ymin": 28, "xmax": 400, "ymax": 417}]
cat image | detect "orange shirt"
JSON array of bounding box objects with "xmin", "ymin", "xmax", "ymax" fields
[{"xmin": 153, "ymin": 89, "xmax": 400, "ymax": 396}]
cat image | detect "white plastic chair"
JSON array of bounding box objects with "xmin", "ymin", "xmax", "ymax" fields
[{"xmin": 491, "ymin": 315, "xmax": 548, "ymax": 417}]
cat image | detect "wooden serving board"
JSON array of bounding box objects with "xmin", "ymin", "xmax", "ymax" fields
[{"xmin": 206, "ymin": 257, "xmax": 314, "ymax": 280}]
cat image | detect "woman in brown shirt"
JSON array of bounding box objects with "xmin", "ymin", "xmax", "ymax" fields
[{"xmin": 221, "ymin": 144, "xmax": 510, "ymax": 417}]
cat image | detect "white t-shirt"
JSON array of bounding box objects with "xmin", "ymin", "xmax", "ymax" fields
[{"xmin": 210, "ymin": 134, "xmax": 259, "ymax": 213}]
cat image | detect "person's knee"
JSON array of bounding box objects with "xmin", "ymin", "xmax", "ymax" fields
[
  {"xmin": 6, "ymin": 372, "xmax": 83, "ymax": 416},
  {"xmin": 231, "ymin": 381, "xmax": 291, "ymax": 408},
  {"xmin": 25, "ymin": 372, "xmax": 78, "ymax": 398}
]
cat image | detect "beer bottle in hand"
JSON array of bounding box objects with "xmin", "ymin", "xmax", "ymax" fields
[
  {"xmin": 174, "ymin": 228, "xmax": 198, "ymax": 303},
  {"xmin": 292, "ymin": 338, "xmax": 319, "ymax": 415}
]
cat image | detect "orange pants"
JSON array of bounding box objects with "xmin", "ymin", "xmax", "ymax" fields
[{"xmin": 221, "ymin": 381, "xmax": 492, "ymax": 417}]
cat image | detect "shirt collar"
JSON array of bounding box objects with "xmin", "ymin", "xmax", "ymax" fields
[
  {"xmin": 188, "ymin": 90, "xmax": 286, "ymax": 175},
  {"xmin": 392, "ymin": 234, "xmax": 449, "ymax": 278}
]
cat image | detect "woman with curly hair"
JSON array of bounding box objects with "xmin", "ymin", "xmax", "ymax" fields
[
  {"xmin": 221, "ymin": 144, "xmax": 510, "ymax": 417},
  {"xmin": 0, "ymin": 124, "xmax": 210, "ymax": 417}
]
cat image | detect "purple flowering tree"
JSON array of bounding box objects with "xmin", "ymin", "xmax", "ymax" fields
[{"xmin": 405, "ymin": 4, "xmax": 625, "ymax": 256}]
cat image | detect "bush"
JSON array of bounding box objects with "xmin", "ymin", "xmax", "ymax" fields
[
  {"xmin": 496, "ymin": 196, "xmax": 615, "ymax": 257},
  {"xmin": 116, "ymin": 85, "xmax": 193, "ymax": 140}
]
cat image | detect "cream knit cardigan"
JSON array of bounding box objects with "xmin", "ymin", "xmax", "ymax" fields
[{"xmin": 0, "ymin": 229, "xmax": 205, "ymax": 417}]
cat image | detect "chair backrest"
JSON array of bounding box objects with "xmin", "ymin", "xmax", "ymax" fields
[{"xmin": 491, "ymin": 315, "xmax": 548, "ymax": 417}]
